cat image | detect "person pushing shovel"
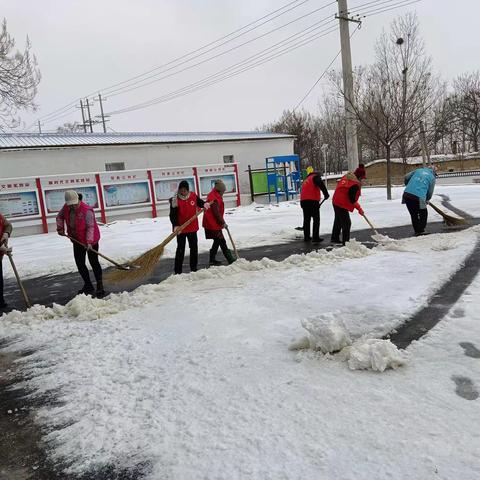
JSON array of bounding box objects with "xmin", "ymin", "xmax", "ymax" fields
[
  {"xmin": 330, "ymin": 171, "xmax": 364, "ymax": 246},
  {"xmin": 402, "ymin": 165, "xmax": 437, "ymax": 236},
  {"xmin": 56, "ymin": 190, "xmax": 105, "ymax": 297},
  {"xmin": 0, "ymin": 212, "xmax": 13, "ymax": 310}
]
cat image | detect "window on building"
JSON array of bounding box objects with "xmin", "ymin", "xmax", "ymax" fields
[
  {"xmin": 105, "ymin": 162, "xmax": 125, "ymax": 171},
  {"xmin": 223, "ymin": 155, "xmax": 234, "ymax": 164}
]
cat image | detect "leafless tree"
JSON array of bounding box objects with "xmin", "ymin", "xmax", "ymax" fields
[
  {"xmin": 451, "ymin": 72, "xmax": 480, "ymax": 152},
  {"xmin": 56, "ymin": 122, "xmax": 84, "ymax": 134},
  {"xmin": 336, "ymin": 13, "xmax": 439, "ymax": 199},
  {"xmin": 0, "ymin": 19, "xmax": 41, "ymax": 130}
]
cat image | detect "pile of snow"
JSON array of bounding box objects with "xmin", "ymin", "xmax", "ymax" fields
[
  {"xmin": 290, "ymin": 315, "xmax": 407, "ymax": 373},
  {"xmin": 299, "ymin": 316, "xmax": 352, "ymax": 353},
  {"xmin": 346, "ymin": 338, "xmax": 408, "ymax": 372}
]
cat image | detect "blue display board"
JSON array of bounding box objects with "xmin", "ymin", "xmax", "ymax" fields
[
  {"xmin": 45, "ymin": 186, "xmax": 99, "ymax": 213},
  {"xmin": 199, "ymin": 174, "xmax": 236, "ymax": 196},
  {"xmin": 0, "ymin": 191, "xmax": 39, "ymax": 218},
  {"xmin": 103, "ymin": 182, "xmax": 151, "ymax": 207},
  {"xmin": 155, "ymin": 177, "xmax": 196, "ymax": 201}
]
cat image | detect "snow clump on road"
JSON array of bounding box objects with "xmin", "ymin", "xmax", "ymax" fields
[{"xmin": 346, "ymin": 338, "xmax": 408, "ymax": 372}]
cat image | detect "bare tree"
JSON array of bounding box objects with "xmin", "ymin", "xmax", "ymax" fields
[
  {"xmin": 56, "ymin": 122, "xmax": 84, "ymax": 134},
  {"xmin": 452, "ymin": 72, "xmax": 480, "ymax": 152},
  {"xmin": 336, "ymin": 13, "xmax": 439, "ymax": 199},
  {"xmin": 0, "ymin": 19, "xmax": 41, "ymax": 130}
]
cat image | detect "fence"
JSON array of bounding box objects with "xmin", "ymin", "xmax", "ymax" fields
[{"xmin": 0, "ymin": 163, "xmax": 241, "ymax": 236}]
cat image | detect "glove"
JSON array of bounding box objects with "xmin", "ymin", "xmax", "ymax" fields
[
  {"xmin": 171, "ymin": 196, "xmax": 178, "ymax": 208},
  {"xmin": 354, "ymin": 203, "xmax": 364, "ymax": 216},
  {"xmin": 204, "ymin": 202, "xmax": 211, "ymax": 210},
  {"xmin": 1, "ymin": 232, "xmax": 9, "ymax": 245},
  {"xmin": 86, "ymin": 244, "xmax": 93, "ymax": 251},
  {"xmin": 0, "ymin": 244, "xmax": 12, "ymax": 254},
  {"xmin": 57, "ymin": 230, "xmax": 66, "ymax": 236}
]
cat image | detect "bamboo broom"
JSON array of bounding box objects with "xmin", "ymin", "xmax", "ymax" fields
[
  {"xmin": 105, "ymin": 208, "xmax": 206, "ymax": 284},
  {"xmin": 428, "ymin": 202, "xmax": 468, "ymax": 226}
]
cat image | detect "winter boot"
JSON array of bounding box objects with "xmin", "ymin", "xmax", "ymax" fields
[
  {"xmin": 312, "ymin": 237, "xmax": 324, "ymax": 244},
  {"xmin": 224, "ymin": 249, "xmax": 237, "ymax": 265},
  {"xmin": 0, "ymin": 300, "xmax": 8, "ymax": 310},
  {"xmin": 209, "ymin": 249, "xmax": 222, "ymax": 267},
  {"xmin": 96, "ymin": 281, "xmax": 106, "ymax": 298},
  {"xmin": 78, "ymin": 283, "xmax": 95, "ymax": 295}
]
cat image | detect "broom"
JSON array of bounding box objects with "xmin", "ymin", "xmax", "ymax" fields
[
  {"xmin": 428, "ymin": 202, "xmax": 468, "ymax": 226},
  {"xmin": 105, "ymin": 208, "xmax": 206, "ymax": 284}
]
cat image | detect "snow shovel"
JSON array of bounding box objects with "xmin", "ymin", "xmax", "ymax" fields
[
  {"xmin": 225, "ymin": 226, "xmax": 240, "ymax": 259},
  {"xmin": 295, "ymin": 198, "xmax": 328, "ymax": 230},
  {"xmin": 106, "ymin": 208, "xmax": 207, "ymax": 284},
  {"xmin": 362, "ymin": 214, "xmax": 379, "ymax": 236},
  {"xmin": 67, "ymin": 236, "xmax": 133, "ymax": 271},
  {"xmin": 6, "ymin": 252, "xmax": 31, "ymax": 309}
]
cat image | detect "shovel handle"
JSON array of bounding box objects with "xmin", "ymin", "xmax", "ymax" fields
[
  {"xmin": 6, "ymin": 253, "xmax": 31, "ymax": 309},
  {"xmin": 225, "ymin": 226, "xmax": 240, "ymax": 259},
  {"xmin": 362, "ymin": 214, "xmax": 379, "ymax": 235},
  {"xmin": 67, "ymin": 236, "xmax": 129, "ymax": 270}
]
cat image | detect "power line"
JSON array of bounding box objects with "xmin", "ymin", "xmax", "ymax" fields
[{"xmin": 29, "ymin": 0, "xmax": 316, "ymax": 127}]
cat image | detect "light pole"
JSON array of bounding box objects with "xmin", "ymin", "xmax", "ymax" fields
[{"xmin": 321, "ymin": 143, "xmax": 329, "ymax": 185}]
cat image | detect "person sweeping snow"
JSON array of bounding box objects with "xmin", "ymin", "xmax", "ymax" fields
[
  {"xmin": 0, "ymin": 213, "xmax": 13, "ymax": 310},
  {"xmin": 402, "ymin": 166, "xmax": 437, "ymax": 236},
  {"xmin": 330, "ymin": 171, "xmax": 364, "ymax": 246},
  {"xmin": 56, "ymin": 190, "xmax": 105, "ymax": 297},
  {"xmin": 169, "ymin": 180, "xmax": 210, "ymax": 274},
  {"xmin": 300, "ymin": 166, "xmax": 329, "ymax": 243},
  {"xmin": 203, "ymin": 180, "xmax": 236, "ymax": 266}
]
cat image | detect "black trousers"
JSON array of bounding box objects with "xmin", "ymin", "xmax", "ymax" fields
[
  {"xmin": 331, "ymin": 205, "xmax": 351, "ymax": 244},
  {"xmin": 0, "ymin": 259, "xmax": 4, "ymax": 304},
  {"xmin": 210, "ymin": 238, "xmax": 230, "ymax": 261},
  {"xmin": 405, "ymin": 196, "xmax": 428, "ymax": 234},
  {"xmin": 175, "ymin": 232, "xmax": 198, "ymax": 274},
  {"xmin": 301, "ymin": 200, "xmax": 320, "ymax": 241},
  {"xmin": 73, "ymin": 242, "xmax": 102, "ymax": 287}
]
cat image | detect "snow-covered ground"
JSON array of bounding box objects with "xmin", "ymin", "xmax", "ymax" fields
[
  {"xmin": 1, "ymin": 225, "xmax": 479, "ymax": 479},
  {"xmin": 4, "ymin": 184, "xmax": 480, "ymax": 281}
]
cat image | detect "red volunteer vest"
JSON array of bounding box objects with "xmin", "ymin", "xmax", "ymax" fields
[
  {"xmin": 202, "ymin": 189, "xmax": 224, "ymax": 231},
  {"xmin": 300, "ymin": 173, "xmax": 321, "ymax": 201},
  {"xmin": 177, "ymin": 192, "xmax": 200, "ymax": 234},
  {"xmin": 332, "ymin": 175, "xmax": 361, "ymax": 212},
  {"xmin": 62, "ymin": 202, "xmax": 101, "ymax": 244}
]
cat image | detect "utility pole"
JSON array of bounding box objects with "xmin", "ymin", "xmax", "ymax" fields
[
  {"xmin": 77, "ymin": 99, "xmax": 87, "ymax": 133},
  {"xmin": 337, "ymin": 0, "xmax": 360, "ymax": 172},
  {"xmin": 419, "ymin": 120, "xmax": 430, "ymax": 166},
  {"xmin": 37, "ymin": 120, "xmax": 42, "ymax": 134},
  {"xmin": 84, "ymin": 98, "xmax": 94, "ymax": 133},
  {"xmin": 94, "ymin": 93, "xmax": 108, "ymax": 133}
]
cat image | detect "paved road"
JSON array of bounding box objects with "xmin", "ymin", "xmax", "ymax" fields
[{"xmin": 2, "ymin": 219, "xmax": 478, "ymax": 314}]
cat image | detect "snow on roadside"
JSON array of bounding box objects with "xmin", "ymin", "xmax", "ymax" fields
[
  {"xmin": 1, "ymin": 227, "xmax": 479, "ymax": 478},
  {"xmin": 4, "ymin": 184, "xmax": 480, "ymax": 281}
]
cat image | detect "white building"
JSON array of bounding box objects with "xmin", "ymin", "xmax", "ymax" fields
[{"xmin": 0, "ymin": 132, "xmax": 294, "ymax": 235}]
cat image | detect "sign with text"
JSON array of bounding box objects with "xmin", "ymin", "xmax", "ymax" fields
[
  {"xmin": 155, "ymin": 177, "xmax": 196, "ymax": 201},
  {"xmin": 103, "ymin": 182, "xmax": 151, "ymax": 207},
  {"xmin": 199, "ymin": 174, "xmax": 237, "ymax": 196},
  {"xmin": 0, "ymin": 191, "xmax": 39, "ymax": 218},
  {"xmin": 151, "ymin": 167, "xmax": 195, "ymax": 180},
  {"xmin": 44, "ymin": 186, "xmax": 99, "ymax": 213}
]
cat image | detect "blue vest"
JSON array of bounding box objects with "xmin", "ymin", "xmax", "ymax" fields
[{"xmin": 404, "ymin": 168, "xmax": 436, "ymax": 199}]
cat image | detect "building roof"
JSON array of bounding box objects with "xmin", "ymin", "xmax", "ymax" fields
[{"xmin": 0, "ymin": 131, "xmax": 294, "ymax": 150}]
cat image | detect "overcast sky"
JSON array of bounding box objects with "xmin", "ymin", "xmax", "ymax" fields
[{"xmin": 3, "ymin": 0, "xmax": 479, "ymax": 133}]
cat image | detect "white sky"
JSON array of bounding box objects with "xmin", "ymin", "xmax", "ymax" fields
[{"xmin": 3, "ymin": 0, "xmax": 479, "ymax": 133}]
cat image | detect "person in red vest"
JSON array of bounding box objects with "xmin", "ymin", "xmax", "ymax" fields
[
  {"xmin": 300, "ymin": 166, "xmax": 330, "ymax": 243},
  {"xmin": 331, "ymin": 171, "xmax": 364, "ymax": 245},
  {"xmin": 56, "ymin": 190, "xmax": 104, "ymax": 297},
  {"xmin": 0, "ymin": 213, "xmax": 13, "ymax": 310},
  {"xmin": 169, "ymin": 180, "xmax": 210, "ymax": 274},
  {"xmin": 202, "ymin": 179, "xmax": 236, "ymax": 266}
]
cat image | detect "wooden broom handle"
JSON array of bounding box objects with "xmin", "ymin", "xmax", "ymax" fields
[{"xmin": 6, "ymin": 253, "xmax": 31, "ymax": 308}]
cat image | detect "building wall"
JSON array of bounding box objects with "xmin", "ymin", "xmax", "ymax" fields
[
  {"xmin": 365, "ymin": 156, "xmax": 480, "ymax": 185},
  {"xmin": 0, "ymin": 138, "xmax": 294, "ymax": 202}
]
